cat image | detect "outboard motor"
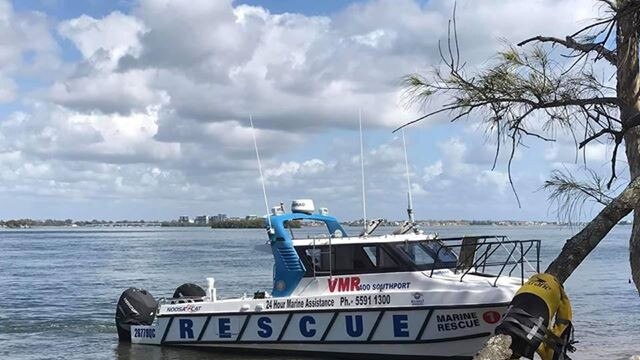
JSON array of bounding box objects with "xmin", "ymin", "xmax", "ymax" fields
[
  {"xmin": 172, "ymin": 283, "xmax": 206, "ymax": 300},
  {"xmin": 115, "ymin": 288, "xmax": 157, "ymax": 342}
]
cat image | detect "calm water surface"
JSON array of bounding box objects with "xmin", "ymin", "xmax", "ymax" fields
[{"xmin": 1, "ymin": 225, "xmax": 638, "ymax": 359}]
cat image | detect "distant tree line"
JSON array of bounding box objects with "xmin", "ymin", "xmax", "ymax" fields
[
  {"xmin": 0, "ymin": 219, "xmax": 157, "ymax": 228},
  {"xmin": 209, "ymin": 218, "xmax": 267, "ymax": 228},
  {"xmin": 159, "ymin": 218, "xmax": 266, "ymax": 228},
  {"xmin": 0, "ymin": 219, "xmax": 74, "ymax": 228}
]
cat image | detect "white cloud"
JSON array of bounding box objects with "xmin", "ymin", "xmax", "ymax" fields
[
  {"xmin": 265, "ymin": 159, "xmax": 328, "ymax": 180},
  {"xmin": 476, "ymin": 170, "xmax": 509, "ymax": 194},
  {"xmin": 544, "ymin": 141, "xmax": 611, "ymax": 166},
  {"xmin": 423, "ymin": 161, "xmax": 443, "ymax": 182},
  {"xmin": 49, "ymin": 70, "xmax": 165, "ymax": 114},
  {"xmin": 0, "ymin": 0, "xmax": 610, "ymax": 220},
  {"xmin": 58, "ymin": 11, "xmax": 145, "ymax": 64},
  {"xmin": 0, "ymin": 103, "xmax": 180, "ymax": 164},
  {"xmin": 0, "ymin": 0, "xmax": 60, "ymax": 93},
  {"xmin": 0, "ymin": 75, "xmax": 16, "ymax": 102}
]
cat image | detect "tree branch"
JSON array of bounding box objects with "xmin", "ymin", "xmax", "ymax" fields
[
  {"xmin": 544, "ymin": 168, "xmax": 614, "ymax": 225},
  {"xmin": 394, "ymin": 95, "xmax": 617, "ymax": 133},
  {"xmin": 546, "ymin": 175, "xmax": 640, "ymax": 282},
  {"xmin": 518, "ymin": 35, "xmax": 617, "ymax": 65},
  {"xmin": 578, "ymin": 128, "xmax": 620, "ymax": 148}
]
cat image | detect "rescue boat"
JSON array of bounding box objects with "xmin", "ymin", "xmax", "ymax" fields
[{"xmin": 115, "ymin": 199, "xmax": 541, "ymax": 359}]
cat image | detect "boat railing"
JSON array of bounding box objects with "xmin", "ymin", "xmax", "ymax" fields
[{"xmin": 429, "ymin": 235, "xmax": 541, "ymax": 286}]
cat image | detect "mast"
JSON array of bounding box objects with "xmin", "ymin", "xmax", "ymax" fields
[
  {"xmin": 249, "ymin": 115, "xmax": 272, "ymax": 232},
  {"xmin": 359, "ymin": 110, "xmax": 367, "ymax": 235},
  {"xmin": 402, "ymin": 129, "xmax": 415, "ymax": 224}
]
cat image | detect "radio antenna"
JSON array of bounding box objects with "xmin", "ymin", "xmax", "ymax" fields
[
  {"xmin": 401, "ymin": 129, "xmax": 415, "ymax": 224},
  {"xmin": 359, "ymin": 110, "xmax": 367, "ymax": 235},
  {"xmin": 249, "ymin": 115, "xmax": 272, "ymax": 231}
]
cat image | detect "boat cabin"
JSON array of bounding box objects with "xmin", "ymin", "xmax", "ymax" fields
[
  {"xmin": 293, "ymin": 236, "xmax": 459, "ymax": 278},
  {"xmin": 266, "ymin": 200, "xmax": 541, "ymax": 298}
]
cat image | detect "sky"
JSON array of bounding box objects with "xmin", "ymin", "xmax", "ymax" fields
[{"xmin": 0, "ymin": 0, "xmax": 621, "ymax": 221}]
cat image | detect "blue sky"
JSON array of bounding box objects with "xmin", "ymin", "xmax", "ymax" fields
[{"xmin": 0, "ymin": 0, "xmax": 619, "ymax": 221}]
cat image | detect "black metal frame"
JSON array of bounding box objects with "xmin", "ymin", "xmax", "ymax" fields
[
  {"xmin": 429, "ymin": 235, "xmax": 541, "ymax": 285},
  {"xmin": 293, "ymin": 235, "xmax": 540, "ymax": 285}
]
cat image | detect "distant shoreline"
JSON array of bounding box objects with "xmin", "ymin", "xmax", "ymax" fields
[{"xmin": 0, "ymin": 220, "xmax": 632, "ymax": 229}]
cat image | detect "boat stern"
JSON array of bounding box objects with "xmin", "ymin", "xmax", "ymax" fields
[{"xmin": 130, "ymin": 324, "xmax": 163, "ymax": 345}]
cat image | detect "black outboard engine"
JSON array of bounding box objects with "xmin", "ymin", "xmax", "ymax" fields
[
  {"xmin": 115, "ymin": 288, "xmax": 157, "ymax": 342},
  {"xmin": 173, "ymin": 283, "xmax": 206, "ymax": 301}
]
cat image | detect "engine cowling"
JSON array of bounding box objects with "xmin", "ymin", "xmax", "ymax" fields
[
  {"xmin": 115, "ymin": 288, "xmax": 157, "ymax": 342},
  {"xmin": 172, "ymin": 283, "xmax": 206, "ymax": 300}
]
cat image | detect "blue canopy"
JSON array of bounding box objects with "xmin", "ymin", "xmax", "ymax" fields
[{"xmin": 266, "ymin": 212, "xmax": 348, "ymax": 297}]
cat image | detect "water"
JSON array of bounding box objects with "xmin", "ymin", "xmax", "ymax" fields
[{"xmin": 0, "ymin": 225, "xmax": 637, "ymax": 359}]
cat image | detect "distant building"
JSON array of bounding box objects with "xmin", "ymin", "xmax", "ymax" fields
[
  {"xmin": 211, "ymin": 213, "xmax": 227, "ymax": 222},
  {"xmin": 178, "ymin": 216, "xmax": 190, "ymax": 224},
  {"xmin": 194, "ymin": 215, "xmax": 209, "ymax": 225},
  {"xmin": 245, "ymin": 215, "xmax": 259, "ymax": 220}
]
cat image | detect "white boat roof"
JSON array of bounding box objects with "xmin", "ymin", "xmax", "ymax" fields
[{"xmin": 290, "ymin": 233, "xmax": 438, "ymax": 246}]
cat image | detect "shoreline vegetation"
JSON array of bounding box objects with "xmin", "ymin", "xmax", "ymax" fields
[{"xmin": 0, "ymin": 218, "xmax": 633, "ymax": 229}]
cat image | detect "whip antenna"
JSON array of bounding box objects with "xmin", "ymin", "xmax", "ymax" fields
[
  {"xmin": 249, "ymin": 115, "xmax": 272, "ymax": 230},
  {"xmin": 402, "ymin": 129, "xmax": 415, "ymax": 224},
  {"xmin": 359, "ymin": 110, "xmax": 367, "ymax": 235}
]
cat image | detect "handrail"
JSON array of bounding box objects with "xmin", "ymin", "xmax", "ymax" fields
[
  {"xmin": 427, "ymin": 236, "xmax": 541, "ymax": 285},
  {"xmin": 460, "ymin": 243, "xmax": 503, "ymax": 282},
  {"xmin": 311, "ymin": 234, "xmax": 332, "ymax": 278},
  {"xmin": 494, "ymin": 243, "xmax": 518, "ymax": 287},
  {"xmin": 508, "ymin": 240, "xmax": 535, "ymax": 277}
]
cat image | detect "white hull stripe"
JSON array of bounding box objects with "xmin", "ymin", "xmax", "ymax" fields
[{"xmin": 157, "ymin": 303, "xmax": 507, "ymax": 345}]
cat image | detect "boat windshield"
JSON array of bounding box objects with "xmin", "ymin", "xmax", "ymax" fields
[
  {"xmin": 394, "ymin": 240, "xmax": 458, "ymax": 269},
  {"xmin": 284, "ymin": 219, "xmax": 340, "ymax": 239}
]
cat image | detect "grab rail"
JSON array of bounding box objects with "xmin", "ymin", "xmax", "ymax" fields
[{"xmin": 429, "ymin": 235, "xmax": 541, "ymax": 286}]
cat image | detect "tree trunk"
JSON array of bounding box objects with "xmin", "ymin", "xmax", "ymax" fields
[
  {"xmin": 475, "ymin": 177, "xmax": 640, "ymax": 360},
  {"xmin": 617, "ymin": 0, "xmax": 640, "ymax": 292},
  {"xmin": 545, "ymin": 176, "xmax": 640, "ymax": 281}
]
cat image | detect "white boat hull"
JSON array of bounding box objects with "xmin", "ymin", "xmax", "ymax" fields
[{"xmin": 132, "ymin": 303, "xmax": 508, "ymax": 359}]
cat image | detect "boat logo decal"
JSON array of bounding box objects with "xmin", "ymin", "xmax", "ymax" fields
[
  {"xmin": 327, "ymin": 276, "xmax": 411, "ymax": 293},
  {"xmin": 327, "ymin": 277, "xmax": 361, "ymax": 292},
  {"xmin": 482, "ymin": 310, "xmax": 501, "ymax": 324},
  {"xmin": 410, "ymin": 292, "xmax": 424, "ymax": 306},
  {"xmin": 165, "ymin": 304, "xmax": 202, "ymax": 313}
]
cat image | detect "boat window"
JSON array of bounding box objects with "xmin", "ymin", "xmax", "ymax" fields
[
  {"xmin": 334, "ymin": 245, "xmax": 354, "ymax": 271},
  {"xmin": 394, "ymin": 241, "xmax": 458, "ymax": 269},
  {"xmin": 298, "ymin": 244, "xmax": 402, "ymax": 276},
  {"xmin": 305, "ymin": 248, "xmax": 323, "ymax": 271},
  {"xmin": 303, "ymin": 245, "xmax": 376, "ymax": 272},
  {"xmin": 395, "ymin": 243, "xmax": 435, "ymax": 266},
  {"xmin": 422, "ymin": 241, "xmax": 458, "ymax": 263},
  {"xmin": 363, "ymin": 246, "xmax": 377, "ymax": 264},
  {"xmin": 362, "ymin": 245, "xmax": 400, "ymax": 268},
  {"xmin": 285, "ymin": 219, "xmax": 335, "ymax": 240}
]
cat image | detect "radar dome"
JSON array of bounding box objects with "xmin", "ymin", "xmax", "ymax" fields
[{"xmin": 291, "ymin": 199, "xmax": 315, "ymax": 214}]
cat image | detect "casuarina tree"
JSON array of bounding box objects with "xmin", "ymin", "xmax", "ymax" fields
[{"xmin": 401, "ymin": 0, "xmax": 640, "ymax": 291}]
